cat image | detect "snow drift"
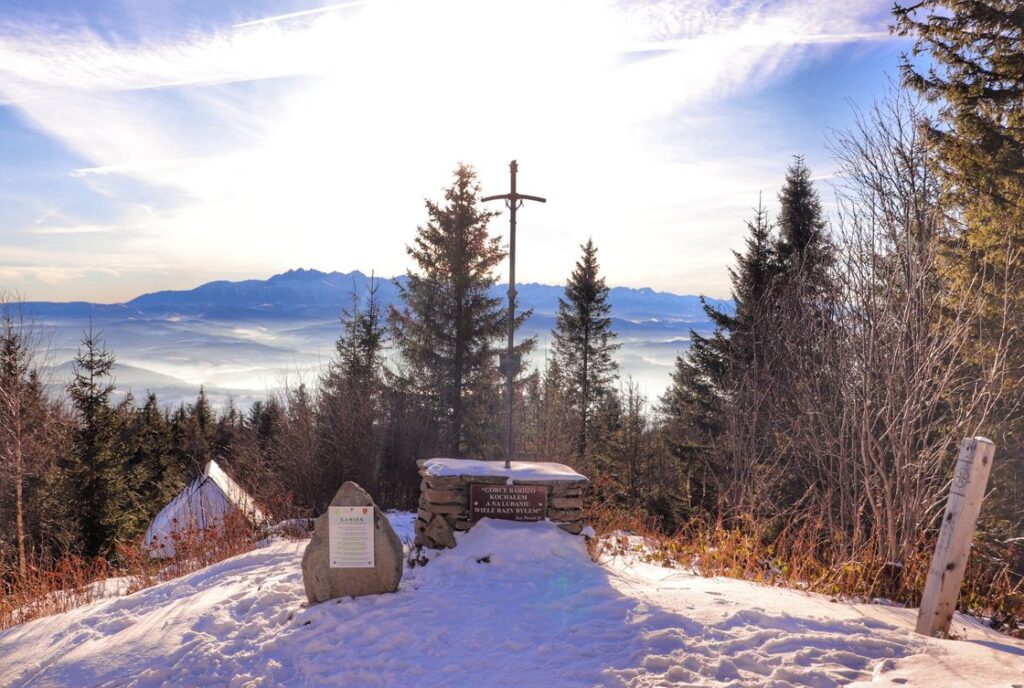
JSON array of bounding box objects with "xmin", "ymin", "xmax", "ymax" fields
[{"xmin": 1, "ymin": 515, "xmax": 1022, "ymax": 687}]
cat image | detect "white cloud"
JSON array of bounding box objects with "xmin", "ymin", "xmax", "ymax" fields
[
  {"xmin": 0, "ymin": 0, "xmax": 897, "ymax": 300},
  {"xmin": 27, "ymin": 223, "xmax": 127, "ymax": 235}
]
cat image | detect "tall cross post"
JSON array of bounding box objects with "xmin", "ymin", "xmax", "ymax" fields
[{"xmin": 482, "ymin": 160, "xmax": 546, "ymax": 469}]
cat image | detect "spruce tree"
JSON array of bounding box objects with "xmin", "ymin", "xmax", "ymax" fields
[
  {"xmin": 661, "ymin": 201, "xmax": 777, "ymax": 512},
  {"xmin": 128, "ymin": 393, "xmax": 182, "ymax": 519},
  {"xmin": 894, "ymin": 1, "xmax": 1024, "ymax": 349},
  {"xmin": 0, "ymin": 303, "xmax": 48, "ymax": 576},
  {"xmin": 665, "ymin": 200, "xmax": 776, "ymax": 426},
  {"xmin": 175, "ymin": 387, "xmax": 217, "ymax": 477},
  {"xmin": 247, "ymin": 399, "xmax": 281, "ymax": 453},
  {"xmin": 775, "ymin": 156, "xmax": 831, "ymax": 290},
  {"xmin": 767, "ymin": 158, "xmax": 837, "ymax": 510},
  {"xmin": 332, "ymin": 275, "xmax": 387, "ymax": 384},
  {"xmin": 213, "ymin": 399, "xmax": 243, "ymax": 474},
  {"xmin": 318, "ymin": 277, "xmax": 388, "ymax": 502},
  {"xmin": 894, "ymin": 0, "xmax": 1024, "ymax": 523},
  {"xmin": 730, "ymin": 199, "xmax": 777, "ymax": 358},
  {"xmin": 551, "ymin": 239, "xmax": 620, "ymax": 462},
  {"xmin": 894, "ymin": 2, "xmax": 1024, "ymax": 224},
  {"xmin": 391, "ymin": 163, "xmax": 529, "ymax": 456},
  {"xmin": 600, "ymin": 379, "xmax": 648, "ymax": 504},
  {"xmin": 20, "ymin": 370, "xmax": 72, "ymax": 565},
  {"xmin": 68, "ymin": 328, "xmax": 136, "ymax": 559}
]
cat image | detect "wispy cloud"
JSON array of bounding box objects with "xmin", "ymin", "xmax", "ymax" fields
[
  {"xmin": 0, "ymin": 0, "xmax": 899, "ymax": 300},
  {"xmin": 233, "ymin": 1, "xmax": 371, "ymax": 29},
  {"xmin": 27, "ymin": 223, "xmax": 129, "ymax": 235},
  {"xmin": 0, "ymin": 265, "xmax": 122, "ymax": 285}
]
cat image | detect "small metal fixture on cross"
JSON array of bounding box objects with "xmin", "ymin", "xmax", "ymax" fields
[{"xmin": 482, "ymin": 160, "xmax": 546, "ymax": 469}]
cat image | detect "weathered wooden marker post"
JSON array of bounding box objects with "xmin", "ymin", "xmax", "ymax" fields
[
  {"xmin": 482, "ymin": 160, "xmax": 545, "ymax": 469},
  {"xmin": 915, "ymin": 436, "xmax": 996, "ymax": 638}
]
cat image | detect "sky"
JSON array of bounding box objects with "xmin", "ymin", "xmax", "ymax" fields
[{"xmin": 0, "ymin": 0, "xmax": 911, "ymax": 303}]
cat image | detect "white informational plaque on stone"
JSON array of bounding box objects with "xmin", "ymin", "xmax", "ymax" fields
[{"xmin": 328, "ymin": 506, "xmax": 375, "ymax": 569}]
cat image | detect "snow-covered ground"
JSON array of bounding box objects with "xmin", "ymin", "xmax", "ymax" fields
[{"xmin": 1, "ymin": 514, "xmax": 1022, "ymax": 687}]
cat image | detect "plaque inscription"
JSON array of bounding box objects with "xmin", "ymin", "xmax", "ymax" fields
[
  {"xmin": 469, "ymin": 484, "xmax": 547, "ymax": 522},
  {"xmin": 328, "ymin": 506, "xmax": 375, "ymax": 568}
]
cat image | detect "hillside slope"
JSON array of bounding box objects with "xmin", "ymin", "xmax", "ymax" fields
[{"xmin": 1, "ymin": 518, "xmax": 1020, "ymax": 687}]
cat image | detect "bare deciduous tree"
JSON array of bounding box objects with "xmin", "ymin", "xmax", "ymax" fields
[
  {"xmin": 0, "ymin": 294, "xmax": 51, "ymax": 577},
  {"xmin": 701, "ymin": 87, "xmax": 1017, "ymax": 573},
  {"xmin": 763, "ymin": 88, "xmax": 1016, "ymax": 564}
]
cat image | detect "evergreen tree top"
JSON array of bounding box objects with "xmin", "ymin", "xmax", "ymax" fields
[
  {"xmin": 551, "ymin": 238, "xmax": 620, "ymax": 461},
  {"xmin": 68, "ymin": 326, "xmax": 116, "ymax": 420},
  {"xmin": 554, "ymin": 238, "xmax": 618, "ymax": 350},
  {"xmin": 390, "ymin": 162, "xmax": 526, "ymax": 456},
  {"xmin": 405, "ymin": 163, "xmax": 502, "ymax": 285},
  {"xmin": 895, "ymin": 1, "xmax": 1024, "ymax": 106},
  {"xmin": 775, "ymin": 156, "xmax": 832, "ymax": 284},
  {"xmin": 726, "ymin": 198, "xmax": 775, "ymax": 329},
  {"xmin": 333, "ymin": 274, "xmax": 387, "ymax": 383},
  {"xmin": 558, "ymin": 238, "xmax": 615, "ymax": 322},
  {"xmin": 777, "ymin": 157, "xmax": 825, "ymax": 250}
]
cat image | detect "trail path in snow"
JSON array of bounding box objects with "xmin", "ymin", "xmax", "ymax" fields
[{"xmin": 0, "ymin": 516, "xmax": 1022, "ymax": 687}]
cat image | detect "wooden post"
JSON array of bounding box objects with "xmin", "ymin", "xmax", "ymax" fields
[{"xmin": 915, "ymin": 436, "xmax": 996, "ymax": 638}]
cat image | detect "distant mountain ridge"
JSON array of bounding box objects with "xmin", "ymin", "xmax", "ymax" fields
[
  {"xmin": 27, "ymin": 268, "xmax": 732, "ymax": 323},
  {"xmin": 18, "ymin": 269, "xmax": 730, "ymax": 407}
]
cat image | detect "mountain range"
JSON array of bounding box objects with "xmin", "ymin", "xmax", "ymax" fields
[
  {"xmin": 26, "ymin": 268, "xmax": 729, "ymax": 323},
  {"xmin": 21, "ymin": 268, "xmax": 730, "ymax": 408}
]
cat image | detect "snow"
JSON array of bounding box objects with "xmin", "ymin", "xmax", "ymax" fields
[
  {"xmin": 421, "ymin": 457, "xmax": 588, "ymax": 483},
  {"xmin": 384, "ymin": 510, "xmax": 417, "ymax": 545},
  {"xmin": 204, "ymin": 460, "xmax": 266, "ymax": 522},
  {"xmin": 1, "ymin": 515, "xmax": 1021, "ymax": 687},
  {"xmin": 143, "ymin": 460, "xmax": 267, "ymax": 558}
]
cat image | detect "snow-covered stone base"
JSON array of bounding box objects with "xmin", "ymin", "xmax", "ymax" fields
[{"xmin": 414, "ymin": 458, "xmax": 589, "ymax": 548}]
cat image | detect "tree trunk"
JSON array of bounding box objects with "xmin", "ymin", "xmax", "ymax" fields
[
  {"xmin": 579, "ymin": 321, "xmax": 590, "ymax": 462},
  {"xmin": 450, "ymin": 290, "xmax": 465, "ymax": 457},
  {"xmin": 14, "ymin": 421, "xmax": 25, "ymax": 579}
]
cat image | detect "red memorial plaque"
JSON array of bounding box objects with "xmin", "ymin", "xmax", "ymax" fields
[{"xmin": 469, "ymin": 484, "xmax": 548, "ymax": 522}]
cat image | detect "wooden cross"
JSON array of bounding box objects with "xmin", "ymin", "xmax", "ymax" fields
[{"xmin": 482, "ymin": 160, "xmax": 546, "ymax": 469}]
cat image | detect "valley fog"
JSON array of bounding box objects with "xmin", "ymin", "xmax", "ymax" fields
[{"xmin": 26, "ymin": 269, "xmax": 719, "ymax": 410}]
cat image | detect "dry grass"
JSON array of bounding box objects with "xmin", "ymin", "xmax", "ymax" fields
[
  {"xmin": 584, "ymin": 500, "xmax": 1024, "ymax": 637},
  {"xmin": 0, "ymin": 512, "xmax": 267, "ymax": 632}
]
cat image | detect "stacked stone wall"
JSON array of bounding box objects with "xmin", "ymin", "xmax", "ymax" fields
[{"xmin": 413, "ymin": 465, "xmax": 586, "ymax": 549}]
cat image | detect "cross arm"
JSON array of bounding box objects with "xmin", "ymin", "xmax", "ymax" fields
[
  {"xmin": 481, "ymin": 193, "xmax": 547, "ymax": 203},
  {"xmin": 518, "ymin": 194, "xmax": 546, "ymax": 203}
]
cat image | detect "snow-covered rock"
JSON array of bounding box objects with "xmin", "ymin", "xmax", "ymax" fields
[
  {"xmin": 1, "ymin": 514, "xmax": 1022, "ymax": 687},
  {"xmin": 143, "ymin": 460, "xmax": 267, "ymax": 558}
]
